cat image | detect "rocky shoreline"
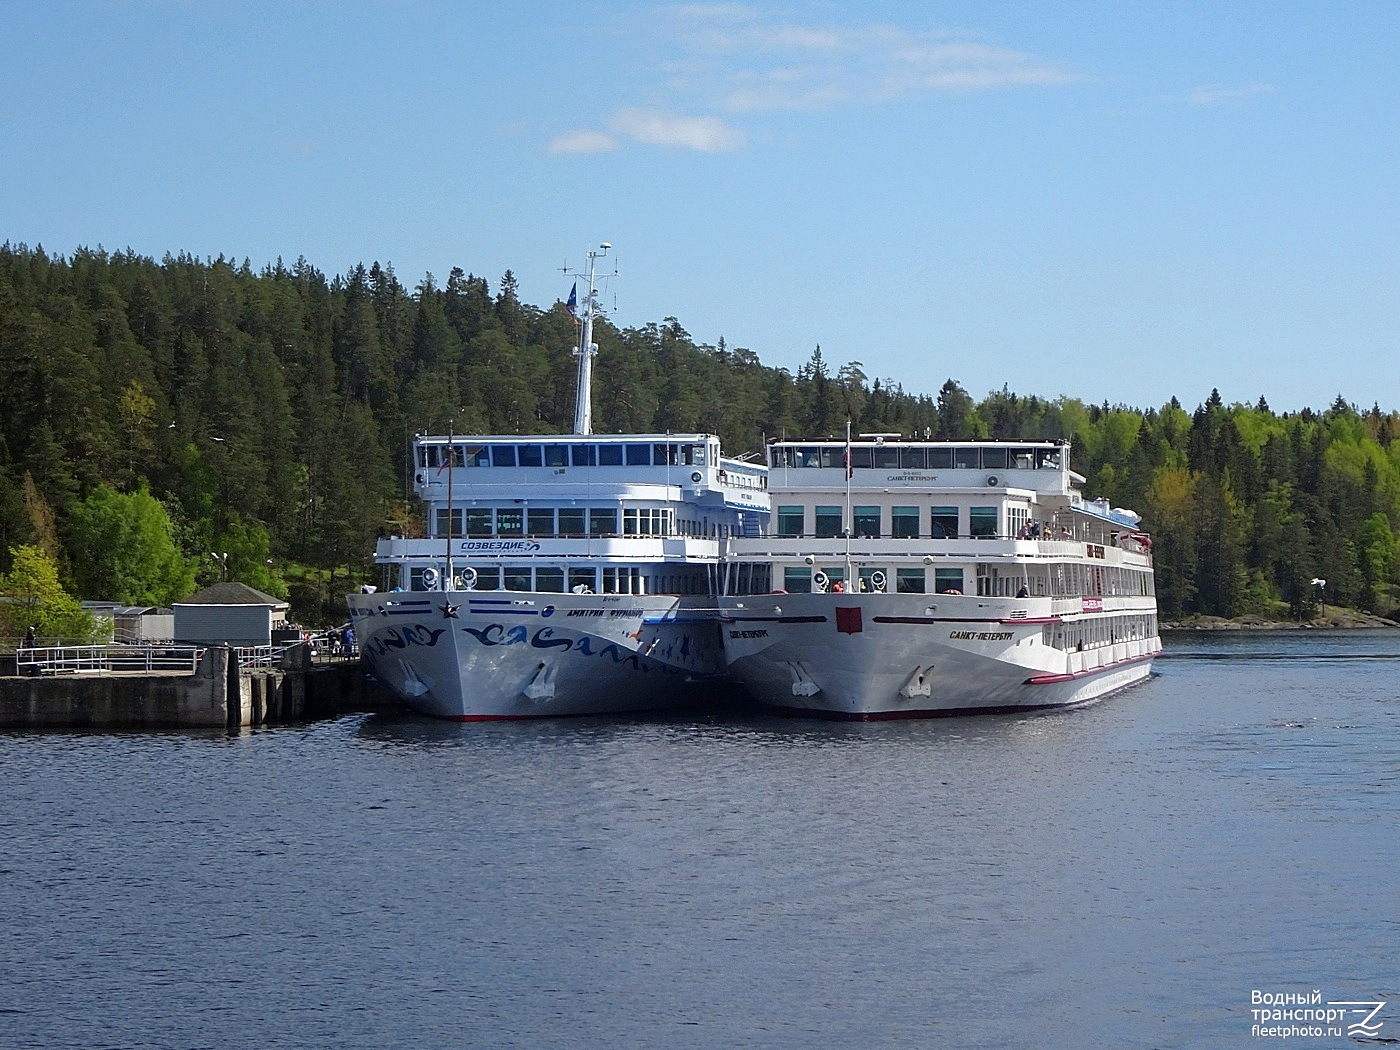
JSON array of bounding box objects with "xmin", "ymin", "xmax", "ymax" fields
[{"xmin": 1162, "ymin": 606, "xmax": 1398, "ymax": 631}]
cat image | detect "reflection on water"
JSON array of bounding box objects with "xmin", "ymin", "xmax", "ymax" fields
[{"xmin": 3, "ymin": 629, "xmax": 1398, "ymax": 1049}]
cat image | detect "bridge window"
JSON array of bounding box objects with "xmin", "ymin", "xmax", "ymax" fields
[
  {"xmin": 872, "ymin": 446, "xmax": 899, "ymax": 469},
  {"xmin": 598, "ymin": 444, "xmax": 624, "ymax": 466},
  {"xmin": 626, "ymin": 444, "xmax": 651, "ymax": 466},
  {"xmin": 899, "ymin": 447, "xmax": 927, "ymax": 469},
  {"xmin": 516, "ymin": 444, "xmax": 541, "ymax": 467},
  {"xmin": 465, "ymin": 509, "xmax": 491, "ymax": 537},
  {"xmin": 928, "ymin": 447, "xmax": 954, "ymax": 469},
  {"xmin": 982, "ymin": 447, "xmax": 1008, "ymax": 470},
  {"xmin": 953, "ymin": 447, "xmax": 980, "ymax": 469},
  {"xmin": 496, "ymin": 508, "xmax": 524, "ymax": 536},
  {"xmin": 572, "ymin": 444, "xmax": 596, "ymax": 466},
  {"xmin": 544, "ymin": 444, "xmax": 568, "ymax": 467},
  {"xmin": 493, "ymin": 445, "xmax": 517, "ymax": 467}
]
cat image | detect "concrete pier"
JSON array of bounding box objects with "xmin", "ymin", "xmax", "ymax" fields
[{"xmin": 0, "ymin": 646, "xmax": 400, "ymax": 730}]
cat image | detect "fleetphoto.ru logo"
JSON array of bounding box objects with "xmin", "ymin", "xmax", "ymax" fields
[{"xmin": 1250, "ymin": 989, "xmax": 1386, "ymax": 1040}]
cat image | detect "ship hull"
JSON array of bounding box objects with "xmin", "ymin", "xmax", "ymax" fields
[
  {"xmin": 348, "ymin": 590, "xmax": 723, "ymax": 720},
  {"xmin": 719, "ymin": 591, "xmax": 1159, "ymax": 719}
]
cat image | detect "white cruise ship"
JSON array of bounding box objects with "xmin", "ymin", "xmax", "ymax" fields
[
  {"xmin": 717, "ymin": 432, "xmax": 1160, "ymax": 718},
  {"xmin": 346, "ymin": 245, "xmax": 769, "ymax": 719}
]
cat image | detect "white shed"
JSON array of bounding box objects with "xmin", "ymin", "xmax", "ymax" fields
[{"xmin": 173, "ymin": 582, "xmax": 289, "ymax": 646}]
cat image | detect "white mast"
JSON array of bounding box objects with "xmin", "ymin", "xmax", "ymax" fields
[{"xmin": 568, "ymin": 242, "xmax": 612, "ymax": 435}]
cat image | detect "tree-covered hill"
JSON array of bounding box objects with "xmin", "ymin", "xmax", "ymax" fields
[{"xmin": 1, "ymin": 243, "xmax": 1396, "ymax": 627}]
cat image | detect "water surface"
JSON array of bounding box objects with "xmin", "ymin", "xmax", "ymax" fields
[{"xmin": 2, "ymin": 630, "xmax": 1397, "ymax": 1048}]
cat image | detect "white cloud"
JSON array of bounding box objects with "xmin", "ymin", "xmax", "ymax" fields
[
  {"xmin": 1189, "ymin": 82, "xmax": 1276, "ymax": 106},
  {"xmin": 662, "ymin": 6, "xmax": 1083, "ymax": 112},
  {"xmin": 547, "ymin": 129, "xmax": 620, "ymax": 155},
  {"xmin": 610, "ymin": 108, "xmax": 747, "ymax": 152}
]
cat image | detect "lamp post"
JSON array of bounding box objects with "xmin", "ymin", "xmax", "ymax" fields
[{"xmin": 211, "ymin": 551, "xmax": 229, "ymax": 581}]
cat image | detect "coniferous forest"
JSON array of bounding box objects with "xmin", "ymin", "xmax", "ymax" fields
[{"xmin": 1, "ymin": 243, "xmax": 1397, "ymax": 633}]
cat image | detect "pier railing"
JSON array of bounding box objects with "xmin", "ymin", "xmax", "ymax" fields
[{"xmin": 13, "ymin": 644, "xmax": 308, "ymax": 676}]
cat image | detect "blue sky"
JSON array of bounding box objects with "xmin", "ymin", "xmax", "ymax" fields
[{"xmin": 3, "ymin": 1, "xmax": 1397, "ymax": 414}]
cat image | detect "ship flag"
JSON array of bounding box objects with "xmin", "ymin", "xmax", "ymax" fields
[{"xmin": 565, "ymin": 282, "xmax": 579, "ymax": 324}]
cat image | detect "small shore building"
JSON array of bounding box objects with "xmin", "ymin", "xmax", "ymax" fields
[{"xmin": 173, "ymin": 582, "xmax": 289, "ymax": 647}]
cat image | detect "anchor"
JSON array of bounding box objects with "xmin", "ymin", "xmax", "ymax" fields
[
  {"xmin": 788, "ymin": 661, "xmax": 821, "ymax": 697},
  {"xmin": 522, "ymin": 662, "xmax": 558, "ymax": 701},
  {"xmin": 899, "ymin": 666, "xmax": 933, "ymax": 699}
]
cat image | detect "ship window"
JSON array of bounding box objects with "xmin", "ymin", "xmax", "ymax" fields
[
  {"xmin": 899, "ymin": 447, "xmax": 927, "ymax": 469},
  {"xmin": 544, "ymin": 444, "xmax": 568, "ymax": 467},
  {"xmin": 434, "ymin": 508, "xmax": 464, "ymax": 537},
  {"xmin": 891, "ymin": 506, "xmax": 919, "ymax": 539},
  {"xmin": 493, "ymin": 445, "xmax": 517, "ymax": 467},
  {"xmin": 626, "ymin": 444, "xmax": 651, "ymax": 466},
  {"xmin": 970, "ymin": 506, "xmax": 998, "ymax": 538},
  {"xmin": 935, "ymin": 567, "xmax": 964, "ymax": 594},
  {"xmin": 654, "ymin": 443, "xmax": 677, "ymax": 465},
  {"xmin": 928, "ymin": 447, "xmax": 954, "ymax": 469},
  {"xmin": 1010, "ymin": 447, "xmax": 1035, "ymax": 469},
  {"xmin": 568, "ymin": 568, "xmax": 596, "ymax": 593},
  {"xmin": 930, "ymin": 507, "xmax": 958, "ymax": 538},
  {"xmin": 858, "ymin": 568, "xmax": 886, "ymax": 593},
  {"xmin": 465, "ymin": 509, "xmax": 491, "ymax": 537},
  {"xmin": 474, "ymin": 567, "xmax": 501, "ymax": 590},
  {"xmin": 850, "ymin": 446, "xmax": 874, "ymax": 469},
  {"xmin": 953, "ymin": 446, "xmax": 980, "ymax": 469},
  {"xmin": 528, "ymin": 508, "xmax": 555, "ymax": 536},
  {"xmin": 872, "ymin": 446, "xmax": 899, "ymax": 469},
  {"xmin": 558, "ymin": 508, "xmax": 585, "ymax": 536},
  {"xmin": 896, "ymin": 568, "xmax": 926, "ymax": 593},
  {"xmin": 504, "ymin": 567, "xmax": 531, "ymax": 591},
  {"xmin": 853, "ymin": 506, "xmax": 881, "ymax": 537},
  {"xmin": 572, "ymin": 444, "xmax": 596, "ymax": 466},
  {"xmin": 784, "ymin": 567, "xmax": 812, "ymax": 593},
  {"xmin": 815, "ymin": 505, "xmax": 843, "ymax": 538},
  {"xmin": 688, "ymin": 443, "xmax": 706, "ymax": 466},
  {"xmin": 419, "ymin": 446, "xmax": 436, "ymax": 468},
  {"xmin": 496, "ymin": 508, "xmax": 523, "ymax": 536},
  {"xmin": 1037, "ymin": 448, "xmax": 1062, "ymax": 469},
  {"xmin": 776, "ymin": 505, "xmax": 804, "ymax": 538},
  {"xmin": 589, "ymin": 509, "xmax": 617, "ymax": 536},
  {"xmin": 981, "ymin": 447, "xmax": 1008, "ymax": 470},
  {"xmin": 536, "ymin": 568, "xmax": 565, "ymax": 593},
  {"xmin": 794, "ymin": 446, "xmax": 821, "ymax": 468},
  {"xmin": 770, "ymin": 446, "xmax": 794, "ymax": 468},
  {"xmin": 517, "ymin": 445, "xmax": 542, "ymax": 467},
  {"xmin": 598, "ymin": 444, "xmax": 624, "ymax": 466},
  {"xmin": 465, "ymin": 445, "xmax": 488, "ymax": 467}
]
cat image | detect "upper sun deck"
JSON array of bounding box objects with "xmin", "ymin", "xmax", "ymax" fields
[
  {"xmin": 768, "ymin": 438, "xmax": 1080, "ymax": 497},
  {"xmin": 412, "ymin": 432, "xmax": 769, "ymax": 512}
]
